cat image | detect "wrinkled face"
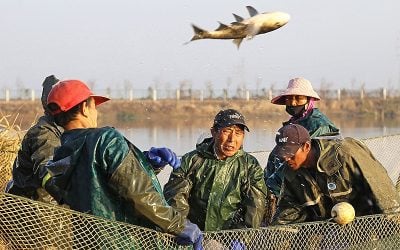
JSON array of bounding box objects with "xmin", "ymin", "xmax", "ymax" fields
[
  {"xmin": 284, "ymin": 95, "xmax": 308, "ymax": 106},
  {"xmin": 281, "ymin": 142, "xmax": 310, "ymax": 171},
  {"xmin": 211, "ymin": 124, "xmax": 245, "ymax": 159}
]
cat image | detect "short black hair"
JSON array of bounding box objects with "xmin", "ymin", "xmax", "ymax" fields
[{"xmin": 50, "ymin": 98, "xmax": 93, "ymax": 127}]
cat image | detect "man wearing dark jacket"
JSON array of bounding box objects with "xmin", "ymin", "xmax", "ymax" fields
[
  {"xmin": 41, "ymin": 79, "xmax": 202, "ymax": 249},
  {"xmin": 6, "ymin": 75, "xmax": 63, "ymax": 203},
  {"xmin": 164, "ymin": 109, "xmax": 267, "ymax": 231},
  {"xmin": 271, "ymin": 124, "xmax": 400, "ymax": 225}
]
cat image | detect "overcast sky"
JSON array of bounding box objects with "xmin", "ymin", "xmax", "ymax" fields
[{"xmin": 1, "ymin": 0, "xmax": 400, "ymax": 91}]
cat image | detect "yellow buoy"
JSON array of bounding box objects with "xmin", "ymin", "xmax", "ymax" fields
[{"xmin": 331, "ymin": 202, "xmax": 355, "ymax": 225}]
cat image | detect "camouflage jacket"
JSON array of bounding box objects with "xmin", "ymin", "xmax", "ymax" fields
[{"xmin": 6, "ymin": 115, "xmax": 62, "ymax": 203}]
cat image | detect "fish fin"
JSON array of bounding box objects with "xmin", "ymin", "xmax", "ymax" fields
[
  {"xmin": 216, "ymin": 22, "xmax": 229, "ymax": 31},
  {"xmin": 233, "ymin": 38, "xmax": 243, "ymax": 49},
  {"xmin": 232, "ymin": 13, "xmax": 244, "ymax": 22},
  {"xmin": 190, "ymin": 24, "xmax": 206, "ymax": 41},
  {"xmin": 230, "ymin": 21, "xmax": 246, "ymax": 27},
  {"xmin": 246, "ymin": 6, "xmax": 259, "ymax": 17}
]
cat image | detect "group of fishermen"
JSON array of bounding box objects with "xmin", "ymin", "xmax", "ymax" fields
[{"xmin": 6, "ymin": 76, "xmax": 400, "ymax": 249}]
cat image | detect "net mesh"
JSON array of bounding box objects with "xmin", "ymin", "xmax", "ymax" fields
[{"xmin": 1, "ymin": 135, "xmax": 400, "ymax": 249}]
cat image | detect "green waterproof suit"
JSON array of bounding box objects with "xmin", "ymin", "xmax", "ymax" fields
[
  {"xmin": 163, "ymin": 138, "xmax": 267, "ymax": 231},
  {"xmin": 42, "ymin": 127, "xmax": 186, "ymax": 234},
  {"xmin": 272, "ymin": 137, "xmax": 400, "ymax": 225},
  {"xmin": 7, "ymin": 115, "xmax": 63, "ymax": 202}
]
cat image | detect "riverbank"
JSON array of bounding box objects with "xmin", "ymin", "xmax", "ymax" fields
[{"xmin": 1, "ymin": 98, "xmax": 400, "ymax": 129}]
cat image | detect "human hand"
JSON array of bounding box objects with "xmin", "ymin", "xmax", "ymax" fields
[
  {"xmin": 230, "ymin": 240, "xmax": 246, "ymax": 250},
  {"xmin": 176, "ymin": 221, "xmax": 203, "ymax": 250},
  {"xmin": 145, "ymin": 147, "xmax": 181, "ymax": 169}
]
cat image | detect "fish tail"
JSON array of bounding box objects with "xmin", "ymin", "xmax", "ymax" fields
[{"xmin": 190, "ymin": 24, "xmax": 207, "ymax": 41}]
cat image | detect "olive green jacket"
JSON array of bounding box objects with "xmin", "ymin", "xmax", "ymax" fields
[
  {"xmin": 7, "ymin": 115, "xmax": 62, "ymax": 203},
  {"xmin": 43, "ymin": 127, "xmax": 186, "ymax": 235},
  {"xmin": 272, "ymin": 137, "xmax": 400, "ymax": 225},
  {"xmin": 265, "ymin": 108, "xmax": 340, "ymax": 196},
  {"xmin": 164, "ymin": 138, "xmax": 267, "ymax": 231}
]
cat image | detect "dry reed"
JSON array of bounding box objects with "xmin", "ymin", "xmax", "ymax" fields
[{"xmin": 0, "ymin": 114, "xmax": 23, "ymax": 191}]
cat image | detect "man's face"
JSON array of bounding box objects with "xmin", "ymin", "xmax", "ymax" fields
[
  {"xmin": 281, "ymin": 142, "xmax": 310, "ymax": 171},
  {"xmin": 212, "ymin": 124, "xmax": 245, "ymax": 159}
]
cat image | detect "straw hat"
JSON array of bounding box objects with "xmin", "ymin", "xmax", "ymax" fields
[{"xmin": 271, "ymin": 77, "xmax": 321, "ymax": 105}]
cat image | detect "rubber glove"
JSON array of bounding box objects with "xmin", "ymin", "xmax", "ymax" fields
[
  {"xmin": 145, "ymin": 147, "xmax": 181, "ymax": 169},
  {"xmin": 176, "ymin": 220, "xmax": 203, "ymax": 250},
  {"xmin": 230, "ymin": 240, "xmax": 246, "ymax": 250}
]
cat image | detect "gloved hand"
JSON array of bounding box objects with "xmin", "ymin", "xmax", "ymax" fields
[
  {"xmin": 176, "ymin": 220, "xmax": 203, "ymax": 250},
  {"xmin": 145, "ymin": 147, "xmax": 181, "ymax": 169},
  {"xmin": 230, "ymin": 240, "xmax": 246, "ymax": 250}
]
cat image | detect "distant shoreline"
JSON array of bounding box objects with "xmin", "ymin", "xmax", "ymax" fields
[{"xmin": 1, "ymin": 98, "xmax": 399, "ymax": 129}]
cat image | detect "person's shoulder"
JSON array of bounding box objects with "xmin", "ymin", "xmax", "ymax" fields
[
  {"xmin": 240, "ymin": 150, "xmax": 260, "ymax": 166},
  {"xmin": 24, "ymin": 116, "xmax": 61, "ymax": 138},
  {"xmin": 93, "ymin": 126, "xmax": 125, "ymax": 139}
]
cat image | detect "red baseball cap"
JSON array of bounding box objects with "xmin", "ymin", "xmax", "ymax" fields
[{"xmin": 47, "ymin": 79, "xmax": 110, "ymax": 115}]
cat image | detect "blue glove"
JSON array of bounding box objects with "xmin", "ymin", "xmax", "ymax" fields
[
  {"xmin": 230, "ymin": 240, "xmax": 246, "ymax": 250},
  {"xmin": 176, "ymin": 221, "xmax": 203, "ymax": 250},
  {"xmin": 145, "ymin": 147, "xmax": 181, "ymax": 169}
]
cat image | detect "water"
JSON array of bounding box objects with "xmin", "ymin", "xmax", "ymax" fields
[
  {"xmin": 117, "ymin": 117, "xmax": 400, "ymax": 156},
  {"xmin": 116, "ymin": 117, "xmax": 400, "ymax": 186}
]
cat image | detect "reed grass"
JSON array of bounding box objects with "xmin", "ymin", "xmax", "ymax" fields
[{"xmin": 0, "ymin": 114, "xmax": 23, "ymax": 191}]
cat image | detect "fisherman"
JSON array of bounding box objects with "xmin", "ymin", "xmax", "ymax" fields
[
  {"xmin": 41, "ymin": 79, "xmax": 202, "ymax": 249},
  {"xmin": 271, "ymin": 124, "xmax": 400, "ymax": 225},
  {"xmin": 164, "ymin": 109, "xmax": 267, "ymax": 232},
  {"xmin": 6, "ymin": 75, "xmax": 63, "ymax": 203},
  {"xmin": 264, "ymin": 77, "xmax": 340, "ymax": 222}
]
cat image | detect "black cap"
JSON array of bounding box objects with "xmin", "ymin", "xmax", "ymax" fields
[
  {"xmin": 213, "ymin": 109, "xmax": 249, "ymax": 132},
  {"xmin": 41, "ymin": 75, "xmax": 60, "ymax": 110},
  {"xmin": 272, "ymin": 124, "xmax": 310, "ymax": 158}
]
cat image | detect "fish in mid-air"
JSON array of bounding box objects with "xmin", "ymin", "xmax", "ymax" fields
[{"xmin": 186, "ymin": 6, "xmax": 290, "ymax": 49}]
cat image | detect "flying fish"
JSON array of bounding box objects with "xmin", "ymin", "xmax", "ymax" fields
[{"xmin": 187, "ymin": 6, "xmax": 290, "ymax": 49}]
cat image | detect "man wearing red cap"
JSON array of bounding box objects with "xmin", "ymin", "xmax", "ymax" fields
[
  {"xmin": 41, "ymin": 79, "xmax": 202, "ymax": 249},
  {"xmin": 271, "ymin": 124, "xmax": 400, "ymax": 225}
]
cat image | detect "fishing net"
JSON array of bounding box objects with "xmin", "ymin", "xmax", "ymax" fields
[{"xmin": 1, "ymin": 133, "xmax": 400, "ymax": 249}]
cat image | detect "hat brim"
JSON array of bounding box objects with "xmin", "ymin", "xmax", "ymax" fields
[
  {"xmin": 92, "ymin": 95, "xmax": 110, "ymax": 106},
  {"xmin": 273, "ymin": 143, "xmax": 302, "ymax": 158},
  {"xmin": 218, "ymin": 122, "xmax": 250, "ymax": 132},
  {"xmin": 271, "ymin": 90, "xmax": 321, "ymax": 105}
]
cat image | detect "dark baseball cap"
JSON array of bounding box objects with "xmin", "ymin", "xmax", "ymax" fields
[
  {"xmin": 273, "ymin": 124, "xmax": 310, "ymax": 158},
  {"xmin": 213, "ymin": 109, "xmax": 249, "ymax": 132}
]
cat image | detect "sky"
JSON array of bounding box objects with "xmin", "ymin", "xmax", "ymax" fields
[{"xmin": 1, "ymin": 0, "xmax": 400, "ymax": 91}]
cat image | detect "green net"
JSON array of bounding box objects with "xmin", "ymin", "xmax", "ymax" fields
[{"xmin": 1, "ymin": 135, "xmax": 400, "ymax": 249}]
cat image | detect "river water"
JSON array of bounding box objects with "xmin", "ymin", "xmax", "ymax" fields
[
  {"xmin": 116, "ymin": 116, "xmax": 400, "ymax": 186},
  {"xmin": 117, "ymin": 116, "xmax": 400, "ymax": 156}
]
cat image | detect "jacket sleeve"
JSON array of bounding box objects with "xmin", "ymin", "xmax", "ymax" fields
[
  {"xmin": 243, "ymin": 158, "xmax": 267, "ymax": 228},
  {"xmin": 271, "ymin": 180, "xmax": 308, "ymax": 225},
  {"xmin": 105, "ymin": 133, "xmax": 186, "ymax": 235},
  {"xmin": 163, "ymin": 154, "xmax": 193, "ymax": 218}
]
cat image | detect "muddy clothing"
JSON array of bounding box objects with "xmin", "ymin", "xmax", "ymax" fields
[
  {"xmin": 272, "ymin": 137, "xmax": 400, "ymax": 225},
  {"xmin": 6, "ymin": 115, "xmax": 62, "ymax": 203},
  {"xmin": 265, "ymin": 108, "xmax": 340, "ymax": 197},
  {"xmin": 164, "ymin": 138, "xmax": 267, "ymax": 231},
  {"xmin": 42, "ymin": 127, "xmax": 186, "ymax": 234}
]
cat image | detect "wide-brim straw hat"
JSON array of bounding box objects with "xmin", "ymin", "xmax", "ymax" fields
[{"xmin": 271, "ymin": 77, "xmax": 321, "ymax": 105}]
